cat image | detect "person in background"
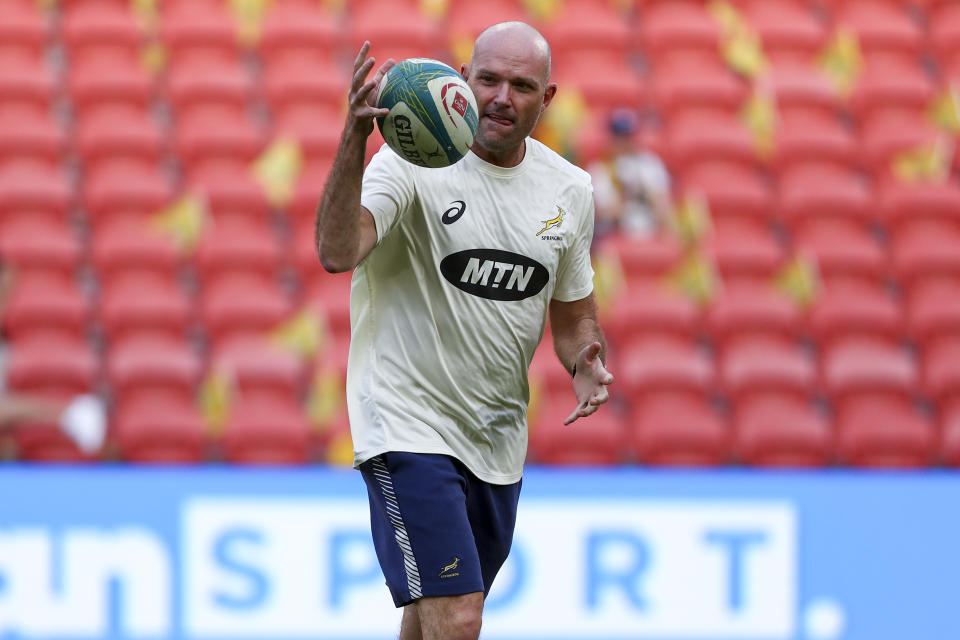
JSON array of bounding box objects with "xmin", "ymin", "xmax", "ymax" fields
[{"xmin": 588, "ymin": 108, "xmax": 674, "ymax": 238}]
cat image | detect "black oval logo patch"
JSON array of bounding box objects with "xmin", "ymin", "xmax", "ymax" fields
[
  {"xmin": 440, "ymin": 249, "xmax": 549, "ymax": 301},
  {"xmin": 442, "ymin": 200, "xmax": 466, "ymax": 224}
]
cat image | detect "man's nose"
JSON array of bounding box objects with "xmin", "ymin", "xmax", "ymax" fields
[{"xmin": 492, "ymin": 82, "xmax": 511, "ymax": 105}]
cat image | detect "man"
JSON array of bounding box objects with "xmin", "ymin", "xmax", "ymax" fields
[{"xmin": 315, "ymin": 22, "xmax": 613, "ymax": 640}]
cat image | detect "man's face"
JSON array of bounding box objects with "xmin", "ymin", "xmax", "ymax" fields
[{"xmin": 461, "ymin": 35, "xmax": 556, "ymax": 160}]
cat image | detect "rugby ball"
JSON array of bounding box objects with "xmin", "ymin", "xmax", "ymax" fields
[{"xmin": 376, "ymin": 58, "xmax": 479, "ymax": 168}]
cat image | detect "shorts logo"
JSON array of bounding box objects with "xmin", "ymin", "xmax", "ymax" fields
[
  {"xmin": 439, "ymin": 556, "xmax": 460, "ymax": 579},
  {"xmin": 536, "ymin": 206, "xmax": 565, "ymax": 236}
]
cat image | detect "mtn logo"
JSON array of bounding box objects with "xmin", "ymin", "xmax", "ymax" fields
[{"xmin": 440, "ymin": 249, "xmax": 549, "ymax": 301}]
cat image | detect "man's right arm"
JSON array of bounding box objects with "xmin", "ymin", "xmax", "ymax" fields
[{"xmin": 315, "ymin": 42, "xmax": 394, "ymax": 273}]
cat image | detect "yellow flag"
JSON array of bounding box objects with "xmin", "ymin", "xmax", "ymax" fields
[
  {"xmin": 325, "ymin": 430, "xmax": 355, "ymax": 466},
  {"xmin": 891, "ymin": 137, "xmax": 954, "ymax": 183},
  {"xmin": 131, "ymin": 0, "xmax": 160, "ymax": 33},
  {"xmin": 450, "ymin": 32, "xmax": 475, "ymax": 68},
  {"xmin": 773, "ymin": 254, "xmax": 820, "ymax": 308},
  {"xmin": 707, "ymin": 0, "xmax": 748, "ymax": 35},
  {"xmin": 928, "ymin": 85, "xmax": 960, "ymax": 135},
  {"xmin": 419, "ymin": 0, "xmax": 448, "ymax": 21},
  {"xmin": 665, "ymin": 250, "xmax": 721, "ymax": 306},
  {"xmin": 740, "ymin": 88, "xmax": 777, "ymax": 158},
  {"xmin": 669, "ymin": 192, "xmax": 713, "ymax": 247},
  {"xmin": 268, "ymin": 307, "xmax": 327, "ymax": 360},
  {"xmin": 252, "ymin": 138, "xmax": 304, "ymax": 209},
  {"xmin": 228, "ymin": 0, "xmax": 271, "ymax": 46},
  {"xmin": 140, "ymin": 41, "xmax": 167, "ymax": 75},
  {"xmin": 723, "ymin": 31, "xmax": 768, "ymax": 78},
  {"xmin": 592, "ymin": 248, "xmax": 627, "ymax": 318},
  {"xmin": 819, "ymin": 28, "xmax": 862, "ymax": 98},
  {"xmin": 521, "ymin": 0, "xmax": 563, "ymax": 22},
  {"xmin": 150, "ymin": 194, "xmax": 210, "ymax": 254},
  {"xmin": 537, "ymin": 88, "xmax": 588, "ymax": 156},
  {"xmin": 198, "ymin": 367, "xmax": 236, "ymax": 435},
  {"xmin": 306, "ymin": 367, "xmax": 345, "ymax": 431}
]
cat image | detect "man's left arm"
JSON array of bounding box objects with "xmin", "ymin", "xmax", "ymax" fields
[{"xmin": 549, "ymin": 293, "xmax": 615, "ymax": 425}]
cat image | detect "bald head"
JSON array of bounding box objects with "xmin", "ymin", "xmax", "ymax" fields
[{"xmin": 470, "ymin": 21, "xmax": 552, "ymax": 84}]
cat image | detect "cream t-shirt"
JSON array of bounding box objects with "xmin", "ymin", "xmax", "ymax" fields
[{"xmin": 350, "ymin": 138, "xmax": 595, "ymax": 484}]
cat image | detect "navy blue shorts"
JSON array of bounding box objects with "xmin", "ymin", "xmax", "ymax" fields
[{"xmin": 359, "ymin": 452, "xmax": 522, "ymax": 607}]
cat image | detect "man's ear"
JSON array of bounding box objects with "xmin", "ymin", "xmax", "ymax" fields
[
  {"xmin": 541, "ymin": 82, "xmax": 558, "ymax": 113},
  {"xmin": 460, "ymin": 63, "xmax": 469, "ymax": 81}
]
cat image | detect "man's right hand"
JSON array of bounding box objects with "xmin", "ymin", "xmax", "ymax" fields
[{"xmin": 348, "ymin": 42, "xmax": 395, "ymax": 135}]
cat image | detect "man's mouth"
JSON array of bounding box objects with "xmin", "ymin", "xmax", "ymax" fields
[{"xmin": 485, "ymin": 113, "xmax": 514, "ymax": 126}]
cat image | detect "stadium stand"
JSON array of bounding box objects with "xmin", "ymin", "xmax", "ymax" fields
[{"xmin": 1, "ymin": 0, "xmax": 958, "ymax": 469}]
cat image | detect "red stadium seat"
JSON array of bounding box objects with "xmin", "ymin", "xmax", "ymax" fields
[
  {"xmin": 0, "ymin": 58, "xmax": 56, "ymax": 114},
  {"xmin": 719, "ymin": 337, "xmax": 817, "ymax": 404},
  {"xmin": 850, "ymin": 60, "xmax": 936, "ymax": 123},
  {"xmin": 166, "ymin": 59, "xmax": 253, "ymax": 118},
  {"xmin": 185, "ymin": 161, "xmax": 271, "ymax": 225},
  {"xmin": 113, "ymin": 397, "xmax": 208, "ymax": 463},
  {"xmin": 6, "ymin": 337, "xmax": 98, "ymax": 398},
  {"xmin": 808, "ymin": 282, "xmax": 903, "ymax": 349},
  {"xmin": 922, "ymin": 336, "xmax": 960, "ymax": 406},
  {"xmin": 791, "ymin": 219, "xmax": 887, "ymax": 287},
  {"xmin": 348, "ymin": 1, "xmax": 445, "ymax": 63},
  {"xmin": 620, "ymin": 336, "xmax": 715, "ymax": 400},
  {"xmin": 706, "ymin": 281, "xmax": 803, "ymax": 349},
  {"xmin": 679, "ymin": 161, "xmax": 772, "ymax": 221},
  {"xmin": 0, "ymin": 107, "xmax": 64, "ymax": 168},
  {"xmin": 876, "ymin": 179, "xmax": 960, "ymax": 232},
  {"xmin": 161, "ymin": 1, "xmax": 240, "ymax": 69},
  {"xmin": 743, "ymin": 0, "xmax": 826, "ymax": 63},
  {"xmin": 778, "ymin": 162, "xmax": 873, "ymax": 227},
  {"xmin": 61, "ymin": 1, "xmax": 143, "ymax": 66},
  {"xmin": 908, "ymin": 280, "xmax": 960, "ymax": 353},
  {"xmin": 768, "ymin": 64, "xmax": 844, "ymax": 120},
  {"xmin": 652, "ymin": 62, "xmax": 749, "ymax": 116},
  {"xmin": 706, "ymin": 219, "xmax": 785, "ymax": 279},
  {"xmin": 75, "ymin": 107, "xmax": 165, "ymax": 175},
  {"xmin": 821, "ymin": 336, "xmax": 917, "ymax": 407},
  {"xmin": 223, "ymin": 397, "xmax": 314, "ymax": 464},
  {"xmin": 209, "ymin": 337, "xmax": 307, "ymax": 404},
  {"xmin": 91, "ymin": 219, "xmax": 181, "ymax": 287},
  {"xmin": 930, "ymin": 3, "xmax": 960, "ymax": 63},
  {"xmin": 259, "ymin": 0, "xmax": 344, "ymax": 67},
  {"xmin": 542, "ymin": 1, "xmax": 633, "ymax": 64},
  {"xmin": 603, "ymin": 280, "xmax": 700, "ymax": 347},
  {"xmin": 941, "ymin": 399, "xmax": 960, "ymax": 467},
  {"xmin": 99, "ymin": 276, "xmax": 193, "ymax": 344},
  {"xmin": 0, "ymin": 2, "xmax": 48, "ymax": 64},
  {"xmin": 639, "ymin": 1, "xmax": 721, "ymax": 64},
  {"xmin": 289, "ymin": 160, "xmax": 333, "ymax": 226},
  {"xmin": 860, "ymin": 110, "xmax": 942, "ymax": 177},
  {"xmin": 734, "ymin": 394, "xmax": 832, "ymax": 467},
  {"xmin": 631, "ymin": 393, "xmax": 729, "ymax": 466},
  {"xmin": 107, "ymin": 334, "xmax": 201, "ymax": 402},
  {"xmin": 272, "ymin": 103, "xmax": 343, "ymax": 167},
  {"xmin": 835, "ymin": 396, "xmax": 934, "ymax": 467},
  {"xmin": 200, "ymin": 275, "xmax": 294, "ymax": 349},
  {"xmin": 2, "ymin": 276, "xmax": 90, "ymax": 343},
  {"xmin": 528, "ymin": 394, "xmax": 628, "ymax": 465},
  {"xmin": 195, "ymin": 219, "xmax": 283, "ymax": 288},
  {"xmin": 774, "ymin": 111, "xmax": 858, "ymax": 171},
  {"xmin": 302, "ymin": 272, "xmax": 352, "ymax": 343},
  {"xmin": 594, "ymin": 232, "xmax": 683, "ymax": 282},
  {"xmin": 0, "ymin": 163, "xmax": 72, "ymax": 224},
  {"xmin": 175, "ymin": 110, "xmax": 266, "ymax": 174},
  {"xmin": 83, "ymin": 162, "xmax": 172, "ymax": 225},
  {"xmin": 834, "ymin": 0, "xmax": 924, "ymax": 60},
  {"xmin": 890, "ymin": 220, "xmax": 960, "ymax": 288},
  {"xmin": 553, "ymin": 52, "xmax": 645, "ymax": 112},
  {"xmin": 447, "ymin": 0, "xmax": 525, "ymax": 44},
  {"xmin": 13, "ymin": 419, "xmax": 93, "ymax": 463},
  {"xmin": 68, "ymin": 54, "xmax": 155, "ymax": 120},
  {"xmin": 264, "ymin": 60, "xmax": 348, "ymax": 115},
  {"xmin": 0, "ymin": 218, "xmax": 81, "ymax": 284}
]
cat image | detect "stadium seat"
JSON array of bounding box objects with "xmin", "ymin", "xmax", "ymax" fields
[
  {"xmin": 594, "ymin": 232, "xmax": 683, "ymax": 283},
  {"xmin": 13, "ymin": 419, "xmax": 93, "ymax": 463},
  {"xmin": 719, "ymin": 337, "xmax": 817, "ymax": 404},
  {"xmin": 200, "ymin": 275, "xmax": 294, "ymax": 349},
  {"xmin": 849, "ymin": 60, "xmax": 936, "ymax": 123},
  {"xmin": 83, "ymin": 162, "xmax": 173, "ymax": 225},
  {"xmin": 2, "ymin": 276, "xmax": 90, "ymax": 343},
  {"xmin": 835, "ymin": 396, "xmax": 934, "ymax": 467},
  {"xmin": 733, "ymin": 395, "xmax": 832, "ymax": 467},
  {"xmin": 778, "ymin": 162, "xmax": 873, "ymax": 227},
  {"xmin": 922, "ymin": 336, "xmax": 960, "ymax": 406},
  {"xmin": 834, "ymin": 0, "xmax": 924, "ymax": 60},
  {"xmin": 639, "ymin": 1, "xmax": 722, "ymax": 64},
  {"xmin": 0, "ymin": 2, "xmax": 48, "ymax": 64},
  {"xmin": 808, "ymin": 282, "xmax": 903, "ymax": 349},
  {"xmin": 223, "ymin": 396, "xmax": 314, "ymax": 464},
  {"xmin": 195, "ymin": 219, "xmax": 283, "ymax": 288},
  {"xmin": 0, "ymin": 58, "xmax": 56, "ymax": 115},
  {"xmin": 113, "ymin": 397, "xmax": 208, "ymax": 463},
  {"xmin": 289, "ymin": 160, "xmax": 334, "ymax": 226},
  {"xmin": 941, "ymin": 399, "xmax": 960, "ymax": 467},
  {"xmin": 742, "ymin": 0, "xmax": 826, "ymax": 63},
  {"xmin": 706, "ymin": 281, "xmax": 803, "ymax": 350},
  {"xmin": 652, "ymin": 62, "xmax": 749, "ymax": 116},
  {"xmin": 259, "ymin": 0, "xmax": 344, "ymax": 67},
  {"xmin": 175, "ymin": 111, "xmax": 266, "ymax": 175},
  {"xmin": 603, "ymin": 280, "xmax": 700, "ymax": 347},
  {"xmin": 706, "ymin": 219, "xmax": 785, "ymax": 280},
  {"xmin": 0, "ymin": 218, "xmax": 81, "ymax": 284},
  {"xmin": 821, "ymin": 336, "xmax": 917, "ymax": 408},
  {"xmin": 666, "ymin": 113, "xmax": 758, "ymax": 176},
  {"xmin": 271, "ymin": 103, "xmax": 343, "ymax": 167},
  {"xmin": 930, "ymin": 3, "xmax": 960, "ymax": 63},
  {"xmin": 0, "ymin": 107, "xmax": 64, "ymax": 168},
  {"xmin": 859, "ymin": 109, "xmax": 942, "ymax": 177},
  {"xmin": 553, "ymin": 52, "xmax": 645, "ymax": 112},
  {"xmin": 890, "ymin": 220, "xmax": 960, "ymax": 288},
  {"xmin": 68, "ymin": 54, "xmax": 155, "ymax": 120},
  {"xmin": 185, "ymin": 161, "xmax": 271, "ymax": 225},
  {"xmin": 160, "ymin": 1, "xmax": 240, "ymax": 70},
  {"xmin": 631, "ymin": 393, "xmax": 729, "ymax": 466},
  {"xmin": 679, "ymin": 161, "xmax": 772, "ymax": 225},
  {"xmin": 768, "ymin": 64, "xmax": 845, "ymax": 120},
  {"xmin": 542, "ymin": 1, "xmax": 632, "ymax": 64},
  {"xmin": 348, "ymin": 0, "xmax": 445, "ymax": 63},
  {"xmin": 6, "ymin": 337, "xmax": 98, "ymax": 398},
  {"xmin": 620, "ymin": 336, "xmax": 715, "ymax": 401},
  {"xmin": 774, "ymin": 110, "xmax": 858, "ymax": 171},
  {"xmin": 99, "ymin": 275, "xmax": 193, "ymax": 344},
  {"xmin": 166, "ymin": 60, "xmax": 253, "ymax": 118},
  {"xmin": 447, "ymin": 0, "xmax": 525, "ymax": 45},
  {"xmin": 91, "ymin": 218, "xmax": 181, "ymax": 287},
  {"xmin": 791, "ymin": 219, "xmax": 887, "ymax": 287},
  {"xmin": 528, "ymin": 393, "xmax": 628, "ymax": 465},
  {"xmin": 107, "ymin": 335, "xmax": 202, "ymax": 415},
  {"xmin": 907, "ymin": 279, "xmax": 960, "ymax": 353},
  {"xmin": 75, "ymin": 107, "xmax": 165, "ymax": 175},
  {"xmin": 264, "ymin": 61, "xmax": 349, "ymax": 115},
  {"xmin": 61, "ymin": 1, "xmax": 143, "ymax": 66},
  {"xmin": 0, "ymin": 163, "xmax": 72, "ymax": 224},
  {"xmin": 302, "ymin": 272, "xmax": 352, "ymax": 343},
  {"xmin": 876, "ymin": 179, "xmax": 960, "ymax": 232},
  {"xmin": 209, "ymin": 337, "xmax": 307, "ymax": 405}
]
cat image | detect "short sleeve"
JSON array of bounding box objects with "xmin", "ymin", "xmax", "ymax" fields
[
  {"xmin": 552, "ymin": 183, "xmax": 596, "ymax": 302},
  {"xmin": 360, "ymin": 143, "xmax": 417, "ymax": 242}
]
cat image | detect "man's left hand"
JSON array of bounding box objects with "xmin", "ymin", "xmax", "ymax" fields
[{"xmin": 565, "ymin": 342, "xmax": 614, "ymax": 425}]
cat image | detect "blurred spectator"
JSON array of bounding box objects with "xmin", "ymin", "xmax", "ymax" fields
[{"xmin": 588, "ymin": 109, "xmax": 674, "ymax": 238}]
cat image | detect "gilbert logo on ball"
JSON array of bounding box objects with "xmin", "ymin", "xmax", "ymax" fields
[{"xmin": 376, "ymin": 58, "xmax": 479, "ymax": 168}]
